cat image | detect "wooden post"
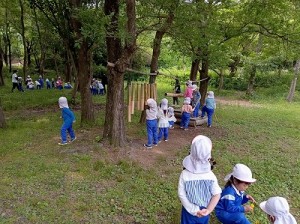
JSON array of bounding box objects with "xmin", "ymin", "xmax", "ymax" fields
[
  {"xmin": 128, "ymin": 83, "xmax": 132, "ymax": 122},
  {"xmin": 137, "ymin": 83, "xmax": 141, "ymax": 110},
  {"xmin": 140, "ymin": 83, "xmax": 144, "ymax": 110},
  {"xmin": 131, "ymin": 83, "xmax": 136, "ymax": 114}
]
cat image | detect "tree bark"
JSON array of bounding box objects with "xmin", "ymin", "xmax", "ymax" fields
[
  {"xmin": 199, "ymin": 58, "xmax": 209, "ymax": 106},
  {"xmin": 149, "ymin": 13, "xmax": 174, "ymax": 84},
  {"xmin": 103, "ymin": 0, "xmax": 137, "ymax": 146},
  {"xmin": 0, "ymin": 99, "xmax": 6, "ymax": 128},
  {"xmin": 287, "ymin": 59, "xmax": 300, "ymax": 102},
  {"xmin": 33, "ymin": 7, "xmax": 45, "ymax": 76},
  {"xmin": 218, "ymin": 69, "xmax": 224, "ymax": 91},
  {"xmin": 19, "ymin": 0, "xmax": 27, "ymax": 79},
  {"xmin": 0, "ymin": 48, "xmax": 4, "ymax": 86},
  {"xmin": 190, "ymin": 58, "xmax": 200, "ymax": 81}
]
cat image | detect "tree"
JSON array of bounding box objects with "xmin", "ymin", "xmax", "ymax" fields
[
  {"xmin": 0, "ymin": 98, "xmax": 6, "ymax": 128},
  {"xmin": 103, "ymin": 0, "xmax": 137, "ymax": 146}
]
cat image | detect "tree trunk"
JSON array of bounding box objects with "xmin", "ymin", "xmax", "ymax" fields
[
  {"xmin": 19, "ymin": 0, "xmax": 27, "ymax": 79},
  {"xmin": 287, "ymin": 60, "xmax": 300, "ymax": 102},
  {"xmin": 149, "ymin": 13, "xmax": 174, "ymax": 84},
  {"xmin": 69, "ymin": 0, "xmax": 95, "ymax": 123},
  {"xmin": 103, "ymin": 0, "xmax": 137, "ymax": 147},
  {"xmin": 4, "ymin": 7, "xmax": 12, "ymax": 71},
  {"xmin": 190, "ymin": 58, "xmax": 200, "ymax": 81},
  {"xmin": 0, "ymin": 99, "xmax": 6, "ymax": 128},
  {"xmin": 199, "ymin": 59, "xmax": 209, "ymax": 106},
  {"xmin": 0, "ymin": 48, "xmax": 4, "ymax": 86},
  {"xmin": 33, "ymin": 7, "xmax": 45, "ymax": 76},
  {"xmin": 77, "ymin": 42, "xmax": 94, "ymax": 123}
]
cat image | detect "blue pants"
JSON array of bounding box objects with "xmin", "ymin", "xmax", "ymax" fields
[
  {"xmin": 201, "ymin": 106, "xmax": 214, "ymax": 126},
  {"xmin": 181, "ymin": 206, "xmax": 210, "ymax": 224},
  {"xmin": 158, "ymin": 127, "xmax": 169, "ymax": 141},
  {"xmin": 193, "ymin": 103, "xmax": 201, "ymax": 117},
  {"xmin": 180, "ymin": 112, "xmax": 191, "ymax": 129},
  {"xmin": 169, "ymin": 121, "xmax": 174, "ymax": 127},
  {"xmin": 61, "ymin": 122, "xmax": 75, "ymax": 143},
  {"xmin": 215, "ymin": 210, "xmax": 251, "ymax": 224},
  {"xmin": 146, "ymin": 119, "xmax": 158, "ymax": 146}
]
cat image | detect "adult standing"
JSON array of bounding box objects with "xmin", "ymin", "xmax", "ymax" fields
[
  {"xmin": 11, "ymin": 70, "xmax": 19, "ymax": 92},
  {"xmin": 173, "ymin": 77, "xmax": 181, "ymax": 105}
]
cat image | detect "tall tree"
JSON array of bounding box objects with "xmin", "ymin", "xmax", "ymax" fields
[{"xmin": 103, "ymin": 0, "xmax": 137, "ymax": 146}]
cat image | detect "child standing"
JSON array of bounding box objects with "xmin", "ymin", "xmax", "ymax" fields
[
  {"xmin": 180, "ymin": 97, "xmax": 194, "ymax": 130},
  {"xmin": 58, "ymin": 97, "xmax": 76, "ymax": 145},
  {"xmin": 201, "ymin": 91, "xmax": 216, "ymax": 127},
  {"xmin": 215, "ymin": 163, "xmax": 257, "ymax": 224},
  {"xmin": 168, "ymin": 106, "xmax": 176, "ymax": 129},
  {"xmin": 143, "ymin": 98, "xmax": 158, "ymax": 149},
  {"xmin": 173, "ymin": 77, "xmax": 181, "ymax": 105},
  {"xmin": 157, "ymin": 98, "xmax": 170, "ymax": 142},
  {"xmin": 191, "ymin": 84, "xmax": 201, "ymax": 117},
  {"xmin": 178, "ymin": 135, "xmax": 221, "ymax": 224},
  {"xmin": 260, "ymin": 196, "xmax": 297, "ymax": 224},
  {"xmin": 184, "ymin": 80, "xmax": 193, "ymax": 99}
]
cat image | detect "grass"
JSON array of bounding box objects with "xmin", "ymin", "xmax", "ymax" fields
[{"xmin": 0, "ymin": 76, "xmax": 300, "ymax": 223}]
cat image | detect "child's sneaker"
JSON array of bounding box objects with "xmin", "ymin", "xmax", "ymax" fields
[
  {"xmin": 69, "ymin": 137, "xmax": 77, "ymax": 143},
  {"xmin": 143, "ymin": 144, "xmax": 152, "ymax": 149},
  {"xmin": 58, "ymin": 142, "xmax": 68, "ymax": 146},
  {"xmin": 164, "ymin": 139, "xmax": 168, "ymax": 142},
  {"xmin": 184, "ymin": 128, "xmax": 188, "ymax": 131}
]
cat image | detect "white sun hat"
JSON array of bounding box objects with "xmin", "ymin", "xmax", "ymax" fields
[
  {"xmin": 58, "ymin": 97, "xmax": 69, "ymax": 108},
  {"xmin": 224, "ymin": 163, "xmax": 256, "ymax": 183},
  {"xmin": 192, "ymin": 84, "xmax": 198, "ymax": 91},
  {"xmin": 182, "ymin": 135, "xmax": 212, "ymax": 174},
  {"xmin": 259, "ymin": 197, "xmax": 297, "ymax": 224},
  {"xmin": 207, "ymin": 91, "xmax": 214, "ymax": 99},
  {"xmin": 160, "ymin": 98, "xmax": 168, "ymax": 110},
  {"xmin": 146, "ymin": 98, "xmax": 157, "ymax": 108}
]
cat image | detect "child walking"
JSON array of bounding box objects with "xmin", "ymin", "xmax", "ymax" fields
[
  {"xmin": 168, "ymin": 106, "xmax": 176, "ymax": 129},
  {"xmin": 201, "ymin": 91, "xmax": 216, "ymax": 127},
  {"xmin": 178, "ymin": 135, "xmax": 221, "ymax": 224},
  {"xmin": 180, "ymin": 97, "xmax": 194, "ymax": 130},
  {"xmin": 215, "ymin": 163, "xmax": 257, "ymax": 224},
  {"xmin": 58, "ymin": 97, "xmax": 76, "ymax": 145},
  {"xmin": 260, "ymin": 196, "xmax": 297, "ymax": 224},
  {"xmin": 143, "ymin": 98, "xmax": 158, "ymax": 149},
  {"xmin": 191, "ymin": 84, "xmax": 201, "ymax": 117},
  {"xmin": 157, "ymin": 98, "xmax": 170, "ymax": 142}
]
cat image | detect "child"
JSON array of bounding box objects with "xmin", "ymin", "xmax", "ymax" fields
[
  {"xmin": 58, "ymin": 97, "xmax": 76, "ymax": 145},
  {"xmin": 191, "ymin": 84, "xmax": 201, "ymax": 117},
  {"xmin": 183, "ymin": 80, "xmax": 193, "ymax": 99},
  {"xmin": 201, "ymin": 91, "xmax": 216, "ymax": 127},
  {"xmin": 157, "ymin": 98, "xmax": 170, "ymax": 142},
  {"xmin": 46, "ymin": 78, "xmax": 51, "ymax": 89},
  {"xmin": 178, "ymin": 135, "xmax": 221, "ymax": 224},
  {"xmin": 180, "ymin": 97, "xmax": 194, "ymax": 130},
  {"xmin": 215, "ymin": 163, "xmax": 257, "ymax": 224},
  {"xmin": 168, "ymin": 106, "xmax": 176, "ymax": 129},
  {"xmin": 260, "ymin": 196, "xmax": 297, "ymax": 224},
  {"xmin": 143, "ymin": 98, "xmax": 158, "ymax": 149}
]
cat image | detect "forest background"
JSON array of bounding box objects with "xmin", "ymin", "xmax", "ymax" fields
[{"xmin": 0, "ymin": 0, "xmax": 299, "ymax": 223}]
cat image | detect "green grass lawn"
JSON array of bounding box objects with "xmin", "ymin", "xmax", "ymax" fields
[{"xmin": 0, "ymin": 79, "xmax": 299, "ymax": 223}]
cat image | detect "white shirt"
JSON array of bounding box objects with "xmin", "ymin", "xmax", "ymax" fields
[
  {"xmin": 12, "ymin": 73, "xmax": 18, "ymax": 83},
  {"xmin": 178, "ymin": 169, "xmax": 222, "ymax": 216}
]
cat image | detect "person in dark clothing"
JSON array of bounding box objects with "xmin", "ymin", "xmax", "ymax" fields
[{"xmin": 173, "ymin": 77, "xmax": 181, "ymax": 105}]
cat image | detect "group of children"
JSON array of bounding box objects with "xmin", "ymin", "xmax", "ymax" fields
[
  {"xmin": 143, "ymin": 98, "xmax": 177, "ymax": 149},
  {"xmin": 180, "ymin": 80, "xmax": 216, "ymax": 129},
  {"xmin": 178, "ymin": 135, "xmax": 297, "ymax": 224}
]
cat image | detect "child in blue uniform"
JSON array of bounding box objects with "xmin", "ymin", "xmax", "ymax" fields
[
  {"xmin": 143, "ymin": 98, "xmax": 158, "ymax": 149},
  {"xmin": 215, "ymin": 163, "xmax": 256, "ymax": 224},
  {"xmin": 201, "ymin": 91, "xmax": 216, "ymax": 127},
  {"xmin": 178, "ymin": 135, "xmax": 221, "ymax": 224},
  {"xmin": 180, "ymin": 97, "xmax": 194, "ymax": 130},
  {"xmin": 58, "ymin": 97, "xmax": 76, "ymax": 145},
  {"xmin": 191, "ymin": 84, "xmax": 201, "ymax": 117}
]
